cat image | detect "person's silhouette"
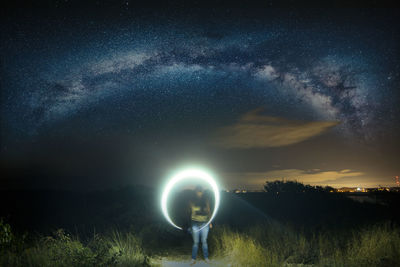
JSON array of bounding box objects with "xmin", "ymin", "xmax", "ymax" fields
[{"xmin": 187, "ymin": 185, "xmax": 212, "ymax": 265}]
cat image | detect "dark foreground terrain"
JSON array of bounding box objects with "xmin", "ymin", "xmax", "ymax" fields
[{"xmin": 1, "ymin": 185, "xmax": 400, "ymax": 266}]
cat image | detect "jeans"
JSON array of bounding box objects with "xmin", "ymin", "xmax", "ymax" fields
[{"xmin": 191, "ymin": 221, "xmax": 209, "ymax": 260}]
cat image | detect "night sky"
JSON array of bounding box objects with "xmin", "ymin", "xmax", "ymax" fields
[{"xmin": 1, "ymin": 4, "xmax": 399, "ymax": 190}]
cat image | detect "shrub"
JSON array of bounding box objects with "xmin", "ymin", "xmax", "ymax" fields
[
  {"xmin": 0, "ymin": 228, "xmax": 149, "ymax": 267},
  {"xmin": 24, "ymin": 229, "xmax": 96, "ymax": 266},
  {"xmin": 0, "ymin": 218, "xmax": 13, "ymax": 247}
]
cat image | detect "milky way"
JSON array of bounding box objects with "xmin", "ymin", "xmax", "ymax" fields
[{"xmin": 1, "ymin": 11, "xmax": 399, "ymax": 144}]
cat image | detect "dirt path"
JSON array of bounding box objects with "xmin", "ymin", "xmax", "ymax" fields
[{"xmin": 159, "ymin": 257, "xmax": 227, "ymax": 267}]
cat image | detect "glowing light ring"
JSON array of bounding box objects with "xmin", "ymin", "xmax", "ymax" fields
[{"xmin": 161, "ymin": 169, "xmax": 220, "ymax": 232}]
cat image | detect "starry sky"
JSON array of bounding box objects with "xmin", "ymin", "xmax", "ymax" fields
[{"xmin": 1, "ymin": 5, "xmax": 399, "ymax": 190}]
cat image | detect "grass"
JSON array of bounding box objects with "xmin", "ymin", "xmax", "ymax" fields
[
  {"xmin": 1, "ymin": 219, "xmax": 400, "ymax": 266},
  {"xmin": 210, "ymin": 222, "xmax": 400, "ymax": 267},
  {"xmin": 343, "ymin": 223, "xmax": 400, "ymax": 266},
  {"xmin": 0, "ymin": 224, "xmax": 149, "ymax": 267},
  {"xmin": 107, "ymin": 230, "xmax": 149, "ymax": 266},
  {"xmin": 212, "ymin": 227, "xmax": 278, "ymax": 266}
]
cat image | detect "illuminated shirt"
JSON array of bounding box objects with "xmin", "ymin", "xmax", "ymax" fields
[{"xmin": 190, "ymin": 201, "xmax": 210, "ymax": 222}]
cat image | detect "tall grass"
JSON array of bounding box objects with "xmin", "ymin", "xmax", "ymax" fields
[
  {"xmin": 0, "ymin": 227, "xmax": 149, "ymax": 267},
  {"xmin": 211, "ymin": 222, "xmax": 400, "ymax": 267},
  {"xmin": 107, "ymin": 230, "xmax": 149, "ymax": 266},
  {"xmin": 212, "ymin": 227, "xmax": 279, "ymax": 266},
  {"xmin": 1, "ymin": 220, "xmax": 399, "ymax": 266},
  {"xmin": 342, "ymin": 223, "xmax": 400, "ymax": 266}
]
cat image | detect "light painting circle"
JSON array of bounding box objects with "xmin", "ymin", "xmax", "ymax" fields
[{"xmin": 161, "ymin": 168, "xmax": 220, "ymax": 232}]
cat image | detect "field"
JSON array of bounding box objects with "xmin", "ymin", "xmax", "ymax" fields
[{"xmin": 1, "ymin": 184, "xmax": 400, "ymax": 266}]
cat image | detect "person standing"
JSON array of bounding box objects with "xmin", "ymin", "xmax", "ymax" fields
[{"xmin": 188, "ymin": 185, "xmax": 212, "ymax": 265}]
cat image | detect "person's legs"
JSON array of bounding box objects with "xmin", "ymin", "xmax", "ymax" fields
[
  {"xmin": 200, "ymin": 224, "xmax": 210, "ymax": 259},
  {"xmin": 191, "ymin": 223, "xmax": 200, "ymax": 260}
]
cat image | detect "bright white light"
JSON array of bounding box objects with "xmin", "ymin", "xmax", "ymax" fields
[{"xmin": 161, "ymin": 168, "xmax": 220, "ymax": 232}]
